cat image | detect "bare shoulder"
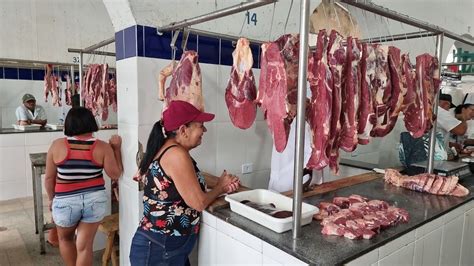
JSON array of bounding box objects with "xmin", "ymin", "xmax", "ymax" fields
[{"xmin": 160, "ymin": 145, "xmax": 192, "ymax": 164}]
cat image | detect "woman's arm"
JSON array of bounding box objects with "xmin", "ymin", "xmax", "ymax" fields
[
  {"xmin": 44, "ymin": 141, "xmax": 58, "ymax": 208},
  {"xmin": 101, "ymin": 135, "xmax": 123, "ymax": 180},
  {"xmin": 162, "ymin": 147, "xmax": 239, "ymax": 212}
]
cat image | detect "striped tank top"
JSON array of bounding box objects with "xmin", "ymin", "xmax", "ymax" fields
[{"xmin": 55, "ymin": 137, "xmax": 105, "ymax": 197}]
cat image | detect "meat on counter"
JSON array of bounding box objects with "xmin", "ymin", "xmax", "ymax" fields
[
  {"xmin": 315, "ymin": 194, "xmax": 409, "ymax": 240},
  {"xmin": 384, "ymin": 169, "xmax": 469, "ymax": 197}
]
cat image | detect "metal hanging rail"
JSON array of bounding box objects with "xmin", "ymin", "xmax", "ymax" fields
[
  {"xmin": 442, "ymin": 62, "xmax": 474, "ymax": 66},
  {"xmin": 360, "ymin": 31, "xmax": 437, "ymax": 44},
  {"xmin": 0, "ymin": 58, "xmax": 77, "ymax": 68},
  {"xmin": 339, "ymin": 0, "xmax": 474, "ymax": 46},
  {"xmin": 187, "ymin": 27, "xmax": 266, "ymax": 46},
  {"xmin": 156, "ymin": 0, "xmax": 277, "ymax": 33}
]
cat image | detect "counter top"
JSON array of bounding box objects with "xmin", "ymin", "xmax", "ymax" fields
[
  {"xmin": 211, "ymin": 175, "xmax": 474, "ymax": 265},
  {"xmin": 0, "ymin": 126, "xmax": 117, "ymax": 134}
]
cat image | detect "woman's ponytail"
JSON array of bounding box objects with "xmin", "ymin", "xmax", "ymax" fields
[{"xmin": 139, "ymin": 120, "xmax": 166, "ymax": 175}]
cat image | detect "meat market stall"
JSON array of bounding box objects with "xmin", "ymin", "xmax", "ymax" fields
[{"xmin": 146, "ymin": 0, "xmax": 474, "ymax": 264}]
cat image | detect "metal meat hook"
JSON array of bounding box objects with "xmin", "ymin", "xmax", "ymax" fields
[{"xmin": 181, "ymin": 28, "xmax": 190, "ymax": 51}]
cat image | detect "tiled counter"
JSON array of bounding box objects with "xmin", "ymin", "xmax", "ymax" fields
[
  {"xmin": 200, "ymin": 176, "xmax": 474, "ymax": 265},
  {"xmin": 0, "ymin": 127, "xmax": 117, "ymax": 200}
]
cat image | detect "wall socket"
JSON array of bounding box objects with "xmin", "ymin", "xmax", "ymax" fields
[{"xmin": 241, "ymin": 163, "xmax": 253, "ymax": 174}]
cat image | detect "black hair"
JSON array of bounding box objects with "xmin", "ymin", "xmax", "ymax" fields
[
  {"xmin": 138, "ymin": 121, "xmax": 178, "ymax": 175},
  {"xmin": 454, "ymin": 104, "xmax": 473, "ymax": 115},
  {"xmin": 71, "ymin": 94, "xmax": 81, "ymax": 108},
  {"xmin": 63, "ymin": 107, "xmax": 99, "ymax": 136}
]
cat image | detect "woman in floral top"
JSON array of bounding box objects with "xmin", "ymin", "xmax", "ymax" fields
[{"xmin": 130, "ymin": 100, "xmax": 240, "ymax": 266}]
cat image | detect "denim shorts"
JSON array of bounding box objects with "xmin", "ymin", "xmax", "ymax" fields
[
  {"xmin": 52, "ymin": 190, "xmax": 108, "ymax": 227},
  {"xmin": 129, "ymin": 228, "xmax": 197, "ymax": 266}
]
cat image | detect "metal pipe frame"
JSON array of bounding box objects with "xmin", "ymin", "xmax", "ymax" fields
[
  {"xmin": 359, "ymin": 31, "xmax": 437, "ymax": 44},
  {"xmin": 442, "ymin": 62, "xmax": 474, "ymax": 66},
  {"xmin": 340, "ymin": 0, "xmax": 474, "ymax": 46},
  {"xmin": 0, "ymin": 57, "xmax": 77, "ymax": 68},
  {"xmin": 292, "ymin": 0, "xmax": 310, "ymax": 239},
  {"xmin": 157, "ymin": 0, "xmax": 277, "ymax": 33},
  {"xmin": 79, "ymin": 53, "xmax": 83, "ymax": 107},
  {"xmin": 68, "ymin": 48, "xmax": 115, "ymax": 57},
  {"xmin": 427, "ymin": 33, "xmax": 444, "ymax": 174},
  {"xmin": 187, "ymin": 27, "xmax": 266, "ymax": 46}
]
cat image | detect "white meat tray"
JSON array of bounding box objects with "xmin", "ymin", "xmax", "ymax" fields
[
  {"xmin": 225, "ymin": 189, "xmax": 318, "ymax": 233},
  {"xmin": 46, "ymin": 124, "xmax": 64, "ymax": 130},
  {"xmin": 12, "ymin": 124, "xmax": 41, "ymax": 131}
]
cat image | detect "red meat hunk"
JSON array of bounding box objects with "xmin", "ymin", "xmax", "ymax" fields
[{"xmin": 225, "ymin": 38, "xmax": 257, "ymax": 129}]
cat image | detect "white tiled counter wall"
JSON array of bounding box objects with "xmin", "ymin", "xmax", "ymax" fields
[
  {"xmin": 198, "ymin": 211, "xmax": 308, "ymax": 266},
  {"xmin": 346, "ymin": 199, "xmax": 474, "ymax": 266},
  {"xmin": 0, "ymin": 129, "xmax": 117, "ymax": 201}
]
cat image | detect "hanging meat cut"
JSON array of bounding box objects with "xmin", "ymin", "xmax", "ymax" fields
[
  {"xmin": 225, "ymin": 38, "xmax": 257, "ymax": 129},
  {"xmin": 384, "ymin": 169, "xmax": 469, "ymax": 197},
  {"xmin": 306, "ymin": 29, "xmax": 332, "ymax": 170},
  {"xmin": 338, "ymin": 36, "xmax": 361, "ymax": 152},
  {"xmin": 357, "ymin": 43, "xmax": 376, "ymax": 145},
  {"xmin": 257, "ymin": 42, "xmax": 290, "ymax": 152},
  {"xmin": 417, "ymin": 54, "xmax": 441, "ymax": 133},
  {"xmin": 82, "ymin": 64, "xmax": 117, "ymax": 121},
  {"xmin": 44, "ymin": 64, "xmax": 61, "ymax": 107},
  {"xmin": 326, "ymin": 30, "xmax": 345, "ymax": 174},
  {"xmin": 159, "ymin": 51, "xmax": 204, "ymax": 112}
]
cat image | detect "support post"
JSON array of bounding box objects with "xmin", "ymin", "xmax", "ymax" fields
[
  {"xmin": 427, "ymin": 33, "xmax": 444, "ymax": 173},
  {"xmin": 292, "ymin": 0, "xmax": 310, "ymax": 239},
  {"xmin": 78, "ymin": 52, "xmax": 83, "ymax": 107}
]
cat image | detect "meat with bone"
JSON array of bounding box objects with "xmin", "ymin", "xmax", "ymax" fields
[
  {"xmin": 357, "ymin": 43, "xmax": 376, "ymax": 144},
  {"xmin": 384, "ymin": 169, "xmax": 469, "ymax": 197},
  {"xmin": 306, "ymin": 29, "xmax": 332, "ymax": 170},
  {"xmin": 81, "ymin": 64, "xmax": 117, "ymax": 120},
  {"xmin": 314, "ymin": 201, "xmax": 341, "ymax": 220},
  {"xmin": 318, "ymin": 194, "xmax": 409, "ymax": 240},
  {"xmin": 274, "ymin": 34, "xmax": 300, "ymax": 122},
  {"xmin": 371, "ymin": 46, "xmax": 406, "ymax": 137},
  {"xmin": 256, "ymin": 42, "xmax": 291, "ymax": 152},
  {"xmin": 338, "ymin": 36, "xmax": 361, "ymax": 152},
  {"xmin": 44, "ymin": 64, "xmax": 53, "ymax": 103},
  {"xmin": 326, "ymin": 30, "xmax": 345, "ymax": 174},
  {"xmin": 225, "ymin": 38, "xmax": 257, "ymax": 129},
  {"xmin": 369, "ymin": 45, "xmax": 391, "ymax": 137},
  {"xmin": 162, "ymin": 51, "xmax": 204, "ymax": 112},
  {"xmin": 416, "ymin": 54, "xmax": 441, "ymax": 133}
]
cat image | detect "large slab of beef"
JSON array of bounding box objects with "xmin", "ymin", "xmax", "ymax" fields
[
  {"xmin": 82, "ymin": 64, "xmax": 117, "ymax": 120},
  {"xmin": 225, "ymin": 38, "xmax": 257, "ymax": 129},
  {"xmin": 400, "ymin": 55, "xmax": 425, "ymax": 137},
  {"xmin": 306, "ymin": 29, "xmax": 332, "ymax": 170},
  {"xmin": 357, "ymin": 43, "xmax": 376, "ymax": 145},
  {"xmin": 369, "ymin": 45, "xmax": 391, "ymax": 137},
  {"xmin": 384, "ymin": 169, "xmax": 469, "ymax": 197},
  {"xmin": 316, "ymin": 194, "xmax": 409, "ymax": 239},
  {"xmin": 44, "ymin": 64, "xmax": 61, "ymax": 107},
  {"xmin": 326, "ymin": 30, "xmax": 345, "ymax": 174},
  {"xmin": 338, "ymin": 36, "xmax": 361, "ymax": 152},
  {"xmin": 371, "ymin": 46, "xmax": 406, "ymax": 137},
  {"xmin": 274, "ymin": 34, "xmax": 300, "ymax": 122},
  {"xmin": 160, "ymin": 51, "xmax": 204, "ymax": 112},
  {"xmin": 416, "ymin": 54, "xmax": 441, "ymax": 133},
  {"xmin": 257, "ymin": 42, "xmax": 290, "ymax": 152}
]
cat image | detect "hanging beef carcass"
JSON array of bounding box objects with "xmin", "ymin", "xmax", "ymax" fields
[
  {"xmin": 159, "ymin": 51, "xmax": 204, "ymax": 112},
  {"xmin": 225, "ymin": 38, "xmax": 257, "ymax": 129},
  {"xmin": 306, "ymin": 29, "xmax": 332, "ymax": 170},
  {"xmin": 357, "ymin": 43, "xmax": 376, "ymax": 144},
  {"xmin": 369, "ymin": 45, "xmax": 391, "ymax": 137},
  {"xmin": 65, "ymin": 74, "xmax": 73, "ymax": 106},
  {"xmin": 81, "ymin": 64, "xmax": 117, "ymax": 121},
  {"xmin": 44, "ymin": 64, "xmax": 61, "ymax": 106},
  {"xmin": 257, "ymin": 42, "xmax": 290, "ymax": 152},
  {"xmin": 371, "ymin": 46, "xmax": 406, "ymax": 137},
  {"xmin": 417, "ymin": 54, "xmax": 441, "ymax": 133},
  {"xmin": 338, "ymin": 36, "xmax": 361, "ymax": 152},
  {"xmin": 326, "ymin": 30, "xmax": 345, "ymax": 174},
  {"xmin": 274, "ymin": 34, "xmax": 300, "ymax": 122}
]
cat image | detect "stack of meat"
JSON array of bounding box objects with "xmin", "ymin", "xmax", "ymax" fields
[
  {"xmin": 82, "ymin": 64, "xmax": 117, "ymax": 121},
  {"xmin": 44, "ymin": 64, "xmax": 61, "ymax": 107},
  {"xmin": 384, "ymin": 169, "xmax": 469, "ymax": 197},
  {"xmin": 315, "ymin": 194, "xmax": 409, "ymax": 239}
]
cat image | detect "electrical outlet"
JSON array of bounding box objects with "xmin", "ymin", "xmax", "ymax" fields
[{"xmin": 241, "ymin": 163, "xmax": 253, "ymax": 174}]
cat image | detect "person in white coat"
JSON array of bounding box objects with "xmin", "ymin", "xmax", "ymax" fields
[{"xmin": 268, "ymin": 121, "xmax": 322, "ymax": 193}]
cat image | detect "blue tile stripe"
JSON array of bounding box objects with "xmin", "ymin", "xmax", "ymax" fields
[
  {"xmin": 0, "ymin": 67, "xmax": 79, "ymax": 81},
  {"xmin": 117, "ymin": 24, "xmax": 261, "ymax": 68}
]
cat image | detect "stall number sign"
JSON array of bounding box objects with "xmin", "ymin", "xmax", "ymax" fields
[
  {"xmin": 72, "ymin": 57, "xmax": 80, "ymax": 63},
  {"xmin": 245, "ymin": 11, "xmax": 257, "ymax": 26}
]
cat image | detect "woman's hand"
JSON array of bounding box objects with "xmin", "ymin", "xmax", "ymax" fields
[
  {"xmin": 216, "ymin": 170, "xmax": 240, "ymax": 194},
  {"xmin": 109, "ymin": 135, "xmax": 122, "ymax": 149}
]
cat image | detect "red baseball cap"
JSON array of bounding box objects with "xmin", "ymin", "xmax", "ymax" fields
[{"xmin": 163, "ymin": 100, "xmax": 215, "ymax": 131}]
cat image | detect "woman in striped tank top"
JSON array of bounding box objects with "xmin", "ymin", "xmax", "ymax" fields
[{"xmin": 44, "ymin": 107, "xmax": 123, "ymax": 266}]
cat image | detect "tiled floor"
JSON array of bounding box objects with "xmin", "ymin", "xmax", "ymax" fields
[{"xmin": 0, "ymin": 195, "xmax": 106, "ymax": 266}]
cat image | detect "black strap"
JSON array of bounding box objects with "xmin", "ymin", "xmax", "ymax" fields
[
  {"xmin": 157, "ymin": 144, "xmax": 178, "ymax": 163},
  {"xmin": 463, "ymin": 93, "xmax": 469, "ymax": 104}
]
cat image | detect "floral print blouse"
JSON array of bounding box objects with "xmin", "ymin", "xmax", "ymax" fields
[{"xmin": 139, "ymin": 145, "xmax": 206, "ymax": 236}]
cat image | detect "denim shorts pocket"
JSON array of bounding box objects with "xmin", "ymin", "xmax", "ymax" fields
[
  {"xmin": 52, "ymin": 201, "xmax": 73, "ymax": 227},
  {"xmin": 83, "ymin": 192, "xmax": 107, "ymax": 223}
]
